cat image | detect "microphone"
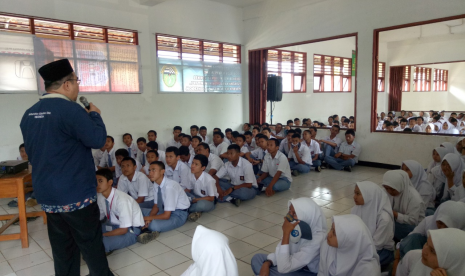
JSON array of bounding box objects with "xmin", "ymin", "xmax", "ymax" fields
[{"xmin": 79, "ymin": 96, "xmax": 90, "ymax": 110}]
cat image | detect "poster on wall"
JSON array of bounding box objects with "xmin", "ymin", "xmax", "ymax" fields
[{"xmin": 159, "ymin": 63, "xmax": 183, "ymax": 92}]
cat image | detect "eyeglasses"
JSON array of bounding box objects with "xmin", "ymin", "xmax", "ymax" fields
[{"xmin": 65, "ymin": 77, "xmax": 81, "ymax": 85}]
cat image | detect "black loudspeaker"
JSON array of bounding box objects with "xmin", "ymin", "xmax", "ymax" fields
[{"xmin": 267, "ymin": 75, "xmax": 283, "ymax": 102}]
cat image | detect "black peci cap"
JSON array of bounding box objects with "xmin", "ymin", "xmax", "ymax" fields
[{"xmin": 38, "ymin": 59, "xmax": 74, "ymax": 83}]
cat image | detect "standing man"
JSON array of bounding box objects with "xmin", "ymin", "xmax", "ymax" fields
[{"xmin": 20, "ymin": 59, "xmax": 113, "ymax": 276}]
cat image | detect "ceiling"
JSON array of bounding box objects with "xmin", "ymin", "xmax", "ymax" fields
[{"xmin": 135, "ymin": 0, "xmax": 264, "ymax": 7}]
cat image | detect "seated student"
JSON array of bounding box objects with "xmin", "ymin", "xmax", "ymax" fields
[
  {"xmin": 302, "ymin": 118, "xmax": 309, "ymax": 126},
  {"xmin": 231, "ymin": 131, "xmax": 240, "ymax": 145},
  {"xmin": 136, "ymin": 137, "xmax": 148, "ymax": 167},
  {"xmin": 196, "ymin": 143, "xmax": 224, "ymax": 182},
  {"xmin": 224, "ymin": 128, "xmax": 233, "ymax": 145},
  {"xmin": 93, "ymin": 146, "xmax": 106, "ymax": 167},
  {"xmin": 326, "ymin": 116, "xmax": 334, "ymax": 128},
  {"xmin": 190, "ymin": 125, "xmax": 199, "ymax": 139},
  {"xmin": 252, "ymin": 126, "xmax": 260, "ymax": 139},
  {"xmin": 245, "ymin": 134, "xmax": 268, "ymax": 174},
  {"xmin": 186, "ymin": 154, "xmax": 218, "ymax": 222},
  {"xmin": 244, "ymin": 131, "xmax": 257, "ymax": 151},
  {"xmin": 96, "ymin": 168, "xmax": 150, "ymax": 254},
  {"xmin": 426, "ymin": 147, "xmax": 448, "ymax": 183},
  {"xmin": 341, "ymin": 118, "xmax": 350, "ymax": 128},
  {"xmin": 211, "ymin": 131, "xmax": 229, "ymax": 158},
  {"xmin": 303, "ymin": 129, "xmax": 322, "ymax": 172},
  {"xmin": 286, "ymin": 119, "xmax": 294, "ymax": 128},
  {"xmin": 382, "ymin": 170, "xmax": 426, "ymax": 241},
  {"xmin": 455, "ymin": 137, "xmax": 465, "ymax": 163},
  {"xmin": 217, "ymin": 145, "xmax": 258, "ymax": 207},
  {"xmin": 141, "ymin": 150, "xmax": 159, "ymax": 175},
  {"xmin": 167, "ymin": 126, "xmax": 182, "ymax": 148},
  {"xmin": 261, "ymin": 127, "xmax": 275, "ymax": 139},
  {"xmin": 141, "ymin": 161, "xmax": 190, "ymax": 234},
  {"xmin": 416, "ymin": 116, "xmax": 426, "ymax": 131},
  {"xmin": 213, "ymin": 127, "xmax": 221, "ymax": 133},
  {"xmin": 440, "ymin": 153, "xmax": 465, "ymax": 202},
  {"xmin": 199, "ymin": 126, "xmax": 209, "ymax": 144},
  {"xmin": 252, "ymin": 197, "xmax": 327, "ymax": 276},
  {"xmin": 279, "ymin": 129, "xmax": 295, "ymax": 156},
  {"xmin": 351, "ymin": 182, "xmax": 395, "ymax": 267},
  {"xmin": 114, "ymin": 149, "xmax": 142, "ymax": 181},
  {"xmin": 147, "ymin": 130, "xmax": 165, "ymax": 151},
  {"xmin": 395, "ymin": 118, "xmax": 408, "ymax": 131},
  {"xmin": 234, "ymin": 134, "xmax": 249, "ymax": 157},
  {"xmin": 349, "ymin": 116, "xmax": 355, "ymax": 123},
  {"xmin": 318, "ymin": 215, "xmax": 381, "ymax": 276},
  {"xmin": 181, "ymin": 225, "xmax": 238, "ymax": 276},
  {"xmin": 256, "ymin": 139, "xmax": 293, "ymax": 197},
  {"xmin": 392, "ymin": 121, "xmax": 399, "ymax": 130},
  {"xmin": 191, "ymin": 136, "xmax": 201, "ymax": 151},
  {"xmin": 294, "ymin": 128, "xmax": 302, "ymax": 139},
  {"xmin": 324, "ymin": 129, "xmax": 361, "ymax": 172},
  {"xmin": 164, "ymin": 146, "xmax": 191, "ymax": 192},
  {"xmin": 181, "ymin": 134, "xmax": 195, "ymax": 156},
  {"xmin": 397, "ymin": 229, "xmax": 465, "ymax": 276},
  {"xmin": 397, "ymin": 201, "xmax": 465, "ymax": 261},
  {"xmin": 17, "ymin": 143, "xmax": 28, "ymax": 161},
  {"xmin": 318, "ymin": 125, "xmax": 341, "ymax": 163},
  {"xmin": 272, "ymin": 123, "xmax": 285, "ymax": 140},
  {"xmin": 384, "ymin": 121, "xmax": 394, "ymax": 131},
  {"xmin": 401, "ymin": 160, "xmax": 436, "ymax": 213},
  {"xmin": 122, "ymin": 133, "xmax": 138, "ymax": 159},
  {"xmin": 241, "ymin": 123, "xmax": 251, "ymax": 134},
  {"xmin": 179, "ymin": 146, "xmax": 194, "ymax": 168},
  {"xmin": 288, "ymin": 134, "xmax": 312, "ymax": 176},
  {"xmin": 147, "ymin": 141, "xmax": 166, "ymax": 162},
  {"xmin": 98, "ymin": 136, "xmax": 117, "ymax": 180},
  {"xmin": 118, "ymin": 157, "xmax": 154, "ymax": 209},
  {"xmin": 294, "ymin": 118, "xmax": 301, "ymax": 126}
]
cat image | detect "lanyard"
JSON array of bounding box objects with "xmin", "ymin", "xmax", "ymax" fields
[{"xmin": 106, "ymin": 195, "xmax": 115, "ymax": 220}]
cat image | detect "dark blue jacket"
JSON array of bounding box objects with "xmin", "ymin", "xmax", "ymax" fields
[{"xmin": 20, "ymin": 95, "xmax": 106, "ymax": 206}]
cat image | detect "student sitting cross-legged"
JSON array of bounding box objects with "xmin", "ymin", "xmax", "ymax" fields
[
  {"xmin": 245, "ymin": 134, "xmax": 268, "ymax": 174},
  {"xmin": 140, "ymin": 161, "xmax": 190, "ymax": 235},
  {"xmin": 165, "ymin": 146, "xmax": 192, "ymax": 192},
  {"xmin": 179, "ymin": 146, "xmax": 194, "ymax": 168},
  {"xmin": 141, "ymin": 150, "xmax": 159, "ymax": 176},
  {"xmin": 216, "ymin": 145, "xmax": 258, "ymax": 207},
  {"xmin": 96, "ymin": 168, "xmax": 156, "ymax": 254},
  {"xmin": 146, "ymin": 141, "xmax": 166, "ymax": 164},
  {"xmin": 118, "ymin": 157, "xmax": 154, "ymax": 209},
  {"xmin": 288, "ymin": 133, "xmax": 312, "ymax": 176},
  {"xmin": 324, "ymin": 129, "xmax": 361, "ymax": 172},
  {"xmin": 234, "ymin": 134, "xmax": 249, "ymax": 157},
  {"xmin": 114, "ymin": 149, "xmax": 142, "ymax": 182},
  {"xmin": 186, "ymin": 154, "xmax": 218, "ymax": 222},
  {"xmin": 256, "ymin": 139, "xmax": 293, "ymax": 197}
]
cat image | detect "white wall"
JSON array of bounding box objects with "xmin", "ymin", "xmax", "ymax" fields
[
  {"xmin": 0, "ymin": 0, "xmax": 245, "ymax": 160},
  {"xmin": 378, "ymin": 34, "xmax": 465, "ymax": 113},
  {"xmin": 243, "ymin": 0, "xmax": 465, "ymax": 167},
  {"xmin": 268, "ymin": 37, "xmax": 355, "ymax": 124}
]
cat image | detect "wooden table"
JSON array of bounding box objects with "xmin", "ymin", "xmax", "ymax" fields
[{"xmin": 0, "ymin": 169, "xmax": 46, "ymax": 248}]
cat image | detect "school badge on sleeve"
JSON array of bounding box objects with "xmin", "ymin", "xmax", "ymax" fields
[{"xmin": 240, "ymin": 176, "xmax": 244, "ymax": 181}]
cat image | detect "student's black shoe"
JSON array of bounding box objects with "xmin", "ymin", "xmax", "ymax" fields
[
  {"xmin": 343, "ymin": 166, "xmax": 352, "ymax": 172},
  {"xmin": 291, "ymin": 170, "xmax": 300, "ymax": 177},
  {"xmin": 137, "ymin": 231, "xmax": 160, "ymax": 244},
  {"xmin": 188, "ymin": 212, "xmax": 202, "ymax": 222},
  {"xmin": 7, "ymin": 200, "xmax": 18, "ymax": 208},
  {"xmin": 316, "ymin": 166, "xmax": 322, "ymax": 172},
  {"xmin": 257, "ymin": 183, "xmax": 264, "ymax": 192},
  {"xmin": 105, "ymin": 250, "xmax": 114, "ymax": 256},
  {"xmin": 231, "ymin": 198, "xmax": 241, "ymax": 207}
]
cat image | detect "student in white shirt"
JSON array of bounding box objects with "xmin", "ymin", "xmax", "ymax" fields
[
  {"xmin": 244, "ymin": 131, "xmax": 256, "ymax": 151},
  {"xmin": 146, "ymin": 141, "xmax": 166, "ymax": 164},
  {"xmin": 241, "ymin": 123, "xmax": 251, "ymax": 134},
  {"xmin": 441, "ymin": 153, "xmax": 465, "ymax": 202},
  {"xmin": 199, "ymin": 126, "xmax": 209, "ymax": 144},
  {"xmin": 191, "ymin": 136, "xmax": 201, "ymax": 152},
  {"xmin": 224, "ymin": 129, "xmax": 233, "ymax": 145},
  {"xmin": 217, "ymin": 145, "xmax": 258, "ymax": 206},
  {"xmin": 179, "ymin": 146, "xmax": 194, "ymax": 168},
  {"xmin": 97, "ymin": 136, "xmax": 117, "ymax": 181},
  {"xmin": 272, "ymin": 123, "xmax": 285, "ymax": 140},
  {"xmin": 140, "ymin": 161, "xmax": 190, "ymax": 234},
  {"xmin": 306, "ymin": 128, "xmax": 322, "ymax": 172},
  {"xmin": 245, "ymin": 134, "xmax": 268, "ymax": 174},
  {"xmin": 114, "ymin": 149, "xmax": 142, "ymax": 181},
  {"xmin": 256, "ymin": 139, "xmax": 293, "ymax": 197},
  {"xmin": 318, "ymin": 125, "xmax": 341, "ymax": 162},
  {"xmin": 211, "ymin": 131, "xmax": 229, "ymax": 158},
  {"xmin": 190, "ymin": 125, "xmax": 200, "ymax": 140},
  {"xmin": 234, "ymin": 134, "xmax": 249, "ymax": 157},
  {"xmin": 141, "ymin": 150, "xmax": 159, "ymax": 175},
  {"xmin": 186, "ymin": 155, "xmax": 218, "ymax": 222},
  {"xmin": 395, "ymin": 118, "xmax": 408, "ymax": 132},
  {"xmin": 279, "ymin": 129, "xmax": 294, "ymax": 156},
  {"xmin": 324, "ymin": 129, "xmax": 361, "ymax": 172},
  {"xmin": 288, "ymin": 134, "xmax": 312, "ymax": 176},
  {"xmin": 181, "ymin": 135, "xmax": 195, "ymax": 156},
  {"xmin": 92, "ymin": 146, "xmax": 105, "ymax": 167},
  {"xmin": 196, "ymin": 143, "xmax": 224, "ymax": 179},
  {"xmin": 252, "ymin": 197, "xmax": 326, "ymax": 276},
  {"xmin": 147, "ymin": 130, "xmax": 165, "ymax": 151},
  {"xmin": 122, "ymin": 133, "xmax": 137, "ymax": 159},
  {"xmin": 164, "ymin": 146, "xmax": 191, "ymax": 192},
  {"xmin": 261, "ymin": 127, "xmax": 275, "ymax": 140},
  {"xmin": 118, "ymin": 157, "xmax": 154, "ymax": 209},
  {"xmin": 166, "ymin": 126, "xmax": 182, "ymax": 148},
  {"xmin": 136, "ymin": 137, "xmax": 148, "ymax": 167},
  {"xmin": 96, "ymin": 168, "xmax": 155, "ymax": 253}
]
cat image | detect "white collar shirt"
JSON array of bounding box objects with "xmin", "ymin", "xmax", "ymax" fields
[
  {"xmin": 279, "ymin": 138, "xmax": 291, "ymax": 155},
  {"xmin": 288, "ymin": 143, "xmax": 312, "ymax": 165},
  {"xmin": 262, "ymin": 151, "xmax": 293, "ymax": 182},
  {"xmin": 115, "ymin": 159, "xmax": 142, "ymax": 179},
  {"xmin": 206, "ymin": 153, "xmax": 224, "ymax": 173},
  {"xmin": 184, "ymin": 154, "xmax": 194, "ymax": 168},
  {"xmin": 97, "ymin": 188, "xmax": 144, "ymax": 228},
  {"xmin": 153, "ymin": 177, "xmax": 190, "ymax": 211},
  {"xmin": 190, "ymin": 172, "xmax": 218, "ymax": 198},
  {"xmin": 217, "ymin": 158, "xmax": 258, "ymax": 188},
  {"xmin": 125, "ymin": 143, "xmax": 138, "ymax": 159},
  {"xmin": 117, "ymin": 171, "xmax": 154, "ymax": 202},
  {"xmin": 251, "ymin": 147, "xmax": 268, "ymax": 160},
  {"xmin": 338, "ymin": 141, "xmax": 362, "ymax": 163},
  {"xmin": 323, "ymin": 135, "xmax": 342, "ymax": 152},
  {"xmin": 167, "ymin": 138, "xmax": 182, "ymax": 148},
  {"xmin": 165, "ymin": 160, "xmax": 192, "ymax": 190},
  {"xmin": 303, "ymin": 139, "xmax": 322, "ymax": 156},
  {"xmin": 99, "ymin": 148, "xmax": 117, "ymax": 168}
]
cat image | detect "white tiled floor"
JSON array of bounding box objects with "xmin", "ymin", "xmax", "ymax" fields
[{"xmin": 0, "ymin": 166, "xmax": 389, "ymax": 276}]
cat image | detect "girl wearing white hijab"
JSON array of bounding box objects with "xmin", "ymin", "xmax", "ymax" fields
[
  {"xmin": 426, "ymin": 147, "xmax": 448, "ymax": 177},
  {"xmin": 181, "ymin": 225, "xmax": 238, "ymax": 276},
  {"xmin": 442, "ymin": 121, "xmax": 459, "ymax": 134},
  {"xmin": 351, "ymin": 182, "xmax": 394, "ymax": 266},
  {"xmin": 318, "ymin": 214, "xmax": 380, "ymax": 276},
  {"xmin": 382, "ymin": 170, "xmax": 425, "ymax": 241},
  {"xmin": 441, "ymin": 153, "xmax": 465, "ymax": 201},
  {"xmin": 454, "ymin": 137, "xmax": 465, "ymax": 163},
  {"xmin": 400, "ymin": 229, "xmax": 465, "ymax": 276},
  {"xmin": 433, "ymin": 122, "xmax": 442, "ymax": 133},
  {"xmin": 424, "ymin": 123, "xmax": 436, "ymax": 133},
  {"xmin": 398, "ymin": 201, "xmax": 465, "ymax": 259},
  {"xmin": 439, "ymin": 142, "xmax": 455, "ymax": 154},
  {"xmin": 252, "ymin": 197, "xmax": 326, "ymax": 276},
  {"xmin": 401, "ymin": 160, "xmax": 436, "ymax": 210}
]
